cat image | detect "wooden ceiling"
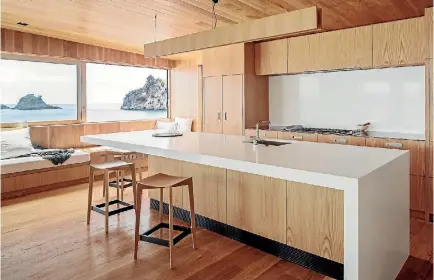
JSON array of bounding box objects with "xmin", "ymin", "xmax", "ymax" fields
[{"xmin": 1, "ymin": 0, "xmax": 432, "ymax": 55}]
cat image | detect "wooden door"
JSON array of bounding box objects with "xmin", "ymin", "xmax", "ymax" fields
[
  {"xmin": 222, "ymin": 75, "xmax": 243, "ymax": 136},
  {"xmin": 317, "ymin": 135, "xmax": 366, "ymax": 146},
  {"xmin": 203, "ymin": 76, "xmax": 223, "ymax": 134},
  {"xmin": 255, "ymin": 39, "xmax": 288, "ymax": 75},
  {"xmin": 277, "ymin": 131, "xmax": 318, "ymax": 142}
]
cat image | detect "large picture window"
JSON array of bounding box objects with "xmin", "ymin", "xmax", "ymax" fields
[
  {"xmin": 86, "ymin": 63, "xmax": 168, "ymax": 122},
  {"xmin": 0, "ymin": 58, "xmax": 78, "ymax": 123}
]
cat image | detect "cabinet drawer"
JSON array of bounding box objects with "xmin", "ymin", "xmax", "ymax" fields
[
  {"xmin": 366, "ymin": 138, "xmax": 426, "ymax": 176},
  {"xmin": 278, "ymin": 131, "xmax": 318, "ymax": 142},
  {"xmin": 317, "ymin": 135, "xmax": 366, "ymax": 146},
  {"xmin": 245, "ymin": 129, "xmax": 278, "ymax": 139}
]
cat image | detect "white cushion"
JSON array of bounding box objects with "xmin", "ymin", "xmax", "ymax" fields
[
  {"xmin": 155, "ymin": 121, "xmax": 177, "ymax": 132},
  {"xmin": 175, "ymin": 117, "xmax": 193, "ymax": 132},
  {"xmin": 0, "ymin": 128, "xmax": 33, "ymax": 160},
  {"xmin": 0, "ymin": 150, "xmax": 90, "ymax": 175}
]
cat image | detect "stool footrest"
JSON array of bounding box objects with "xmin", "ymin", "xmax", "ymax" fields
[
  {"xmin": 109, "ymin": 178, "xmax": 133, "ymax": 188},
  {"xmin": 140, "ymin": 222, "xmax": 191, "ymax": 247},
  {"xmin": 91, "ymin": 199, "xmax": 133, "ymax": 216}
]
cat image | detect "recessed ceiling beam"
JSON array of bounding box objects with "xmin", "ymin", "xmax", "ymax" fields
[{"xmin": 143, "ymin": 6, "xmax": 322, "ymax": 58}]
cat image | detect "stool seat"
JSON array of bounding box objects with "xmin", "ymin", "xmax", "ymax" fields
[
  {"xmin": 137, "ymin": 173, "xmax": 191, "ymax": 189},
  {"xmin": 91, "ymin": 160, "xmax": 132, "ymax": 170}
]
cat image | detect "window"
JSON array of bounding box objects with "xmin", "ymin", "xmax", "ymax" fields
[
  {"xmin": 86, "ymin": 63, "xmax": 168, "ymax": 122},
  {"xmin": 0, "ymin": 57, "xmax": 78, "ymax": 123}
]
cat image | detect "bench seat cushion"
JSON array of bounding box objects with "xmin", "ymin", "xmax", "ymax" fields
[{"xmin": 1, "ymin": 150, "xmax": 90, "ymax": 175}]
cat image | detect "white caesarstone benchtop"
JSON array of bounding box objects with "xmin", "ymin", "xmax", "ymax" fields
[{"xmin": 81, "ymin": 130, "xmax": 407, "ymax": 190}]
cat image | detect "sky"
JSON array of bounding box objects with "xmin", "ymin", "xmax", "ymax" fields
[{"xmin": 0, "ymin": 59, "xmax": 167, "ymax": 105}]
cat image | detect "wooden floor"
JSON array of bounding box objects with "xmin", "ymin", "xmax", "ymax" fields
[{"xmin": 1, "ymin": 181, "xmax": 433, "ymax": 280}]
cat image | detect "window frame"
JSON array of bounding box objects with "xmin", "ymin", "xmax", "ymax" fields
[
  {"xmin": 0, "ymin": 53, "xmax": 84, "ymax": 127},
  {"xmin": 0, "ymin": 54, "xmax": 171, "ymax": 127}
]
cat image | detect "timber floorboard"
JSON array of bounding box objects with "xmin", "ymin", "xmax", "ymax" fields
[{"xmin": 1, "ymin": 180, "xmax": 433, "ymax": 280}]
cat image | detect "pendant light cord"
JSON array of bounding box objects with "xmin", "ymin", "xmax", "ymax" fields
[
  {"xmin": 212, "ymin": 2, "xmax": 217, "ymax": 29},
  {"xmin": 154, "ymin": 14, "xmax": 157, "ymax": 42}
]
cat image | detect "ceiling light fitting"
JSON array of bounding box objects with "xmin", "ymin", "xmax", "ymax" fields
[{"xmin": 17, "ymin": 22, "xmax": 28, "ymax": 26}]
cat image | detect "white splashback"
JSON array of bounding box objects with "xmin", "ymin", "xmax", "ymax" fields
[{"xmin": 269, "ymin": 66, "xmax": 425, "ymax": 134}]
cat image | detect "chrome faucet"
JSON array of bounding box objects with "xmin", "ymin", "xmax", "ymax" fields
[{"xmin": 254, "ymin": 120, "xmax": 271, "ymax": 143}]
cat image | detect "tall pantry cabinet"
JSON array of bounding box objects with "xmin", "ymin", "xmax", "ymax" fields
[{"xmin": 202, "ymin": 44, "xmax": 269, "ymax": 135}]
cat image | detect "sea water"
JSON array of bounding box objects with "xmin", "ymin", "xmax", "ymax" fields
[{"xmin": 0, "ymin": 103, "xmax": 167, "ymax": 123}]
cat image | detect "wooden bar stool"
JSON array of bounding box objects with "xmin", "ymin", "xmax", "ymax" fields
[
  {"xmin": 134, "ymin": 173, "xmax": 196, "ymax": 268},
  {"xmin": 103, "ymin": 149, "xmax": 146, "ymax": 200},
  {"xmin": 87, "ymin": 160, "xmax": 137, "ymax": 234}
]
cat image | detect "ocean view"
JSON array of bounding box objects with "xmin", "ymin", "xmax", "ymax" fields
[{"xmin": 1, "ymin": 103, "xmax": 167, "ymax": 123}]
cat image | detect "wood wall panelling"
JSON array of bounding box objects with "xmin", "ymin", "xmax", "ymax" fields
[
  {"xmin": 181, "ymin": 162, "xmax": 227, "ymax": 223},
  {"xmin": 365, "ymin": 138, "xmax": 426, "ymax": 177},
  {"xmin": 426, "ymin": 8, "xmax": 433, "ymax": 59},
  {"xmin": 255, "ymin": 39, "xmax": 288, "ymax": 75},
  {"xmin": 372, "ymin": 17, "xmax": 428, "ymax": 67},
  {"xmin": 410, "ymin": 175, "xmax": 426, "ymax": 213},
  {"xmin": 202, "ymin": 44, "xmax": 245, "ymax": 77},
  {"xmin": 287, "ymin": 181, "xmax": 344, "ymax": 263},
  {"xmin": 226, "ymin": 170, "xmax": 287, "ymax": 243},
  {"xmin": 277, "ymin": 131, "xmax": 318, "ymax": 142},
  {"xmin": 0, "ymin": 28, "xmax": 173, "ymax": 69},
  {"xmin": 222, "ymin": 74, "xmax": 244, "ymax": 136},
  {"xmin": 287, "ymin": 26, "xmax": 373, "ymax": 73}
]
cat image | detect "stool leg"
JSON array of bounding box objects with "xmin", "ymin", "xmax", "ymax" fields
[
  {"xmin": 116, "ymin": 171, "xmax": 120, "ymax": 201},
  {"xmin": 134, "ymin": 187, "xmax": 143, "ymax": 259},
  {"xmin": 104, "ymin": 170, "xmax": 109, "ymax": 234},
  {"xmin": 139, "ymin": 167, "xmax": 143, "ymax": 180},
  {"xmin": 188, "ymin": 181, "xmax": 196, "ymax": 249},
  {"xmin": 87, "ymin": 167, "xmax": 94, "ymax": 225},
  {"xmin": 131, "ymin": 164, "xmax": 137, "ymax": 207},
  {"xmin": 159, "ymin": 188, "xmax": 164, "ymax": 239},
  {"xmin": 120, "ymin": 171, "xmax": 125, "ymax": 201},
  {"xmin": 169, "ymin": 186, "xmax": 173, "ymax": 269},
  {"xmin": 102, "ymin": 173, "xmax": 106, "ymax": 198}
]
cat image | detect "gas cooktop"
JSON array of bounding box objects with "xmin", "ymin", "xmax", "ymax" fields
[{"xmin": 281, "ymin": 126, "xmax": 361, "ymax": 136}]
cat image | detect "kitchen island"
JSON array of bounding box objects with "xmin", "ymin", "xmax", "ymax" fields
[{"xmin": 81, "ymin": 130, "xmax": 409, "ymax": 280}]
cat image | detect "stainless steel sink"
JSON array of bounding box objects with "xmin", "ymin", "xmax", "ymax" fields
[{"xmin": 243, "ymin": 139, "xmax": 291, "ymax": 146}]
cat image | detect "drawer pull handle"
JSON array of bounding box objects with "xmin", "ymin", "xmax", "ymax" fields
[
  {"xmin": 385, "ymin": 142, "xmax": 403, "ymax": 148},
  {"xmin": 334, "ymin": 138, "xmax": 347, "ymax": 144},
  {"xmin": 292, "ymin": 136, "xmax": 303, "ymax": 140}
]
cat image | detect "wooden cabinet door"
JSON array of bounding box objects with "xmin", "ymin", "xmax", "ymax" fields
[
  {"xmin": 288, "ymin": 26, "xmax": 372, "ymax": 73},
  {"xmin": 317, "ymin": 135, "xmax": 366, "ymax": 146},
  {"xmin": 255, "ymin": 39, "xmax": 287, "ymax": 75},
  {"xmin": 373, "ymin": 17, "xmax": 428, "ymax": 67},
  {"xmin": 203, "ymin": 76, "xmax": 223, "ymax": 134},
  {"xmin": 410, "ymin": 175, "xmax": 426, "ymax": 213},
  {"xmin": 366, "ymin": 138, "xmax": 426, "ymax": 176},
  {"xmin": 278, "ymin": 131, "xmax": 318, "ymax": 142},
  {"xmin": 222, "ymin": 75, "xmax": 243, "ymax": 136}
]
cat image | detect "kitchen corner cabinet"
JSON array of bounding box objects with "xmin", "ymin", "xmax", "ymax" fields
[
  {"xmin": 245, "ymin": 129, "xmax": 278, "ymax": 139},
  {"xmin": 372, "ymin": 17, "xmax": 428, "ymax": 67},
  {"xmin": 277, "ymin": 131, "xmax": 318, "ymax": 142},
  {"xmin": 287, "ymin": 26, "xmax": 372, "ymax": 73},
  {"xmin": 317, "ymin": 135, "xmax": 366, "ymax": 146},
  {"xmin": 203, "ymin": 75, "xmax": 243, "ymax": 136},
  {"xmin": 255, "ymin": 39, "xmax": 287, "ymax": 75}
]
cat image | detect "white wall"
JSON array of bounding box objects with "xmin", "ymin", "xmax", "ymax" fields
[{"xmin": 269, "ymin": 66, "xmax": 425, "ymax": 134}]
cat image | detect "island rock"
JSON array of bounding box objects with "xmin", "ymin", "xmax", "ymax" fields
[
  {"xmin": 121, "ymin": 75, "xmax": 168, "ymax": 111},
  {"xmin": 13, "ymin": 94, "xmax": 61, "ymax": 110},
  {"xmin": 1, "ymin": 104, "xmax": 10, "ymax": 109}
]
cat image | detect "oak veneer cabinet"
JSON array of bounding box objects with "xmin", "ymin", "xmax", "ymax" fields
[
  {"xmin": 226, "ymin": 170, "xmax": 287, "ymax": 243},
  {"xmin": 255, "ymin": 39, "xmax": 288, "ymax": 75},
  {"xmin": 317, "ymin": 134, "xmax": 366, "ymax": 146},
  {"xmin": 287, "ymin": 26, "xmax": 373, "ymax": 73},
  {"xmin": 202, "ymin": 44, "xmax": 245, "ymax": 78},
  {"xmin": 277, "ymin": 131, "xmax": 318, "ymax": 142},
  {"xmin": 203, "ymin": 75, "xmax": 243, "ymax": 135},
  {"xmin": 372, "ymin": 17, "xmax": 428, "ymax": 67},
  {"xmin": 245, "ymin": 129, "xmax": 278, "ymax": 139},
  {"xmin": 287, "ymin": 182, "xmax": 344, "ymax": 263},
  {"xmin": 365, "ymin": 138, "xmax": 426, "ymax": 177}
]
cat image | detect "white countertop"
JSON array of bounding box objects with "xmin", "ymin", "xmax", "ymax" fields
[{"xmin": 81, "ymin": 131, "xmax": 408, "ymax": 189}]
